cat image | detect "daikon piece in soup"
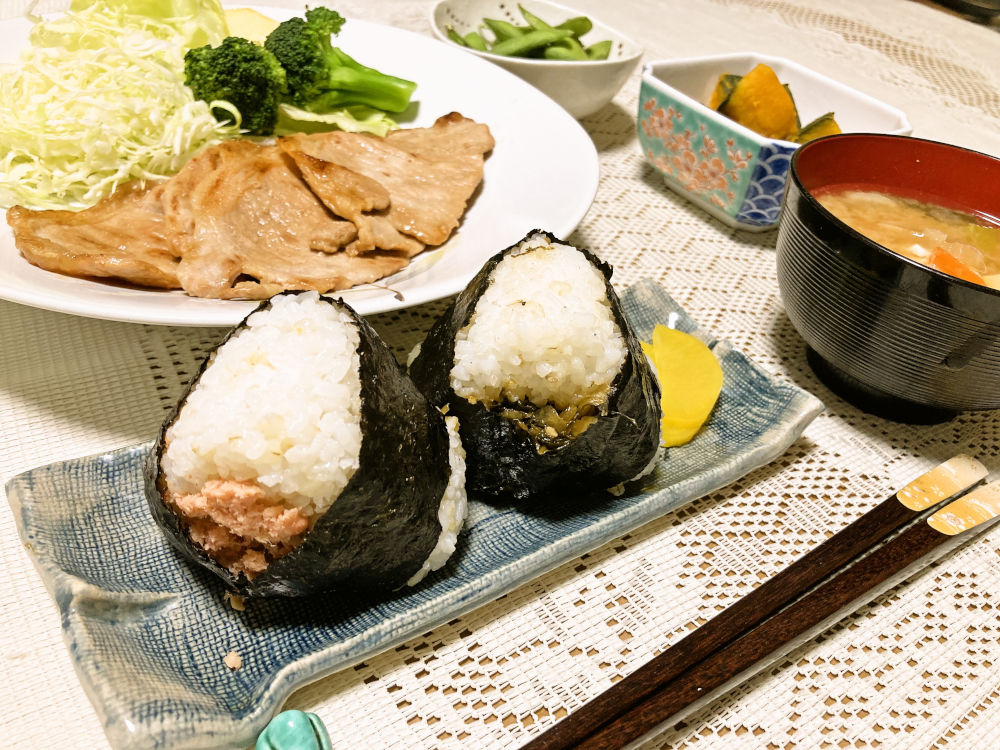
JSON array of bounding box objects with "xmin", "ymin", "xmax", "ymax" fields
[{"xmin": 815, "ymin": 188, "xmax": 1000, "ymax": 290}]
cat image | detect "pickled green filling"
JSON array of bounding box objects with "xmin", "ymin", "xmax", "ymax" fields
[{"xmin": 498, "ymin": 390, "xmax": 608, "ymax": 452}]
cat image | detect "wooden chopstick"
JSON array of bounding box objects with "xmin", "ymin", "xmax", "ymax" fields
[
  {"xmin": 577, "ymin": 478, "xmax": 1000, "ymax": 749},
  {"xmin": 523, "ymin": 456, "xmax": 988, "ymax": 750}
]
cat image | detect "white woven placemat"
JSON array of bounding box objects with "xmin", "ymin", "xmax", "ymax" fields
[{"xmin": 1, "ymin": 1, "xmax": 999, "ymax": 748}]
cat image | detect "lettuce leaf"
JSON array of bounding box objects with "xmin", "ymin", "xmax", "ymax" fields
[{"xmin": 275, "ymin": 103, "xmax": 400, "ymax": 137}]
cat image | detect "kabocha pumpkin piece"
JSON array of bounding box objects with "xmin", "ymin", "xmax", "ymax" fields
[
  {"xmin": 783, "ymin": 83, "xmax": 802, "ymax": 132},
  {"xmin": 145, "ymin": 291, "xmax": 468, "ymax": 597},
  {"xmin": 707, "ymin": 65, "xmax": 844, "ymax": 142},
  {"xmin": 719, "ymin": 63, "xmax": 799, "ymax": 140},
  {"xmin": 708, "ymin": 73, "xmax": 742, "ymax": 110},
  {"xmin": 793, "ymin": 112, "xmax": 842, "ymax": 144},
  {"xmin": 408, "ymin": 230, "xmax": 662, "ymax": 504}
]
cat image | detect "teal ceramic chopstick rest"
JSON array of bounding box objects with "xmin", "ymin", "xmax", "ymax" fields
[{"xmin": 255, "ymin": 710, "xmax": 332, "ymax": 750}]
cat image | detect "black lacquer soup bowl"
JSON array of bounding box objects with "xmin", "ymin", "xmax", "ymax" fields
[{"xmin": 775, "ymin": 133, "xmax": 1000, "ymax": 423}]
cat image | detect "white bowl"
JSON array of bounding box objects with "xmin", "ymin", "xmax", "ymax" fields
[
  {"xmin": 429, "ymin": 0, "xmax": 643, "ymax": 119},
  {"xmin": 638, "ymin": 52, "xmax": 912, "ymax": 230}
]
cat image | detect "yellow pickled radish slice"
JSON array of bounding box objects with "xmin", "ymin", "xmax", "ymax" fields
[
  {"xmin": 224, "ymin": 8, "xmax": 279, "ymax": 43},
  {"xmin": 642, "ymin": 326, "xmax": 724, "ymax": 447}
]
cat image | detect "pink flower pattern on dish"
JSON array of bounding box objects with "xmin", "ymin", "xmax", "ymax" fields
[{"xmin": 640, "ymin": 97, "xmax": 754, "ymax": 210}]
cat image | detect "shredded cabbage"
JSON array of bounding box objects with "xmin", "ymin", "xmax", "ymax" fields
[
  {"xmin": 0, "ymin": 0, "xmax": 236, "ymax": 210},
  {"xmin": 66, "ymin": 0, "xmax": 230, "ymax": 49}
]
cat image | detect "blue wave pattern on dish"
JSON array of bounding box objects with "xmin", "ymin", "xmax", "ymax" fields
[
  {"xmin": 6, "ymin": 281, "xmax": 824, "ymax": 750},
  {"xmin": 734, "ymin": 142, "xmax": 796, "ymax": 227}
]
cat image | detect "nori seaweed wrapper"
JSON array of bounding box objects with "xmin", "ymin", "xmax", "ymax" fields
[
  {"xmin": 145, "ymin": 292, "xmax": 452, "ymax": 598},
  {"xmin": 409, "ymin": 230, "xmax": 661, "ymax": 504}
]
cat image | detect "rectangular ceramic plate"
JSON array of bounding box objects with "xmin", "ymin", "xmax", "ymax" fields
[{"xmin": 6, "ymin": 281, "xmax": 824, "ymax": 749}]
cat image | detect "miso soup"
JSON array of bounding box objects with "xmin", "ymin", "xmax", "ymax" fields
[{"xmin": 816, "ymin": 189, "xmax": 1000, "ymax": 290}]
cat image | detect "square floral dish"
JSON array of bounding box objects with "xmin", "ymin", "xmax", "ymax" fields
[
  {"xmin": 6, "ymin": 280, "xmax": 823, "ymax": 750},
  {"xmin": 638, "ymin": 52, "xmax": 912, "ymax": 231}
]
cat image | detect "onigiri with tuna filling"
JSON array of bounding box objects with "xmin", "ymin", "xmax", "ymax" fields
[
  {"xmin": 409, "ymin": 230, "xmax": 661, "ymax": 503},
  {"xmin": 145, "ymin": 291, "xmax": 467, "ymax": 597}
]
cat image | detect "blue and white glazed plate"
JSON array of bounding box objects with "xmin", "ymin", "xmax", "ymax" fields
[{"xmin": 7, "ymin": 280, "xmax": 823, "ymax": 750}]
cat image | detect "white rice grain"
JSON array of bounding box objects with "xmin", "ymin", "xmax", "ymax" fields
[
  {"xmin": 407, "ymin": 415, "xmax": 468, "ymax": 586},
  {"xmin": 161, "ymin": 292, "xmax": 362, "ymax": 519},
  {"xmin": 450, "ymin": 233, "xmax": 626, "ymax": 410}
]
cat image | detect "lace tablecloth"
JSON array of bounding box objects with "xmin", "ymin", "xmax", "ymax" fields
[{"xmin": 2, "ymin": 1, "xmax": 1000, "ymax": 748}]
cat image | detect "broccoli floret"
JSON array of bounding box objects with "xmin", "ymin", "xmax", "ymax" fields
[
  {"xmin": 264, "ymin": 7, "xmax": 416, "ymax": 114},
  {"xmin": 184, "ymin": 37, "xmax": 287, "ymax": 136}
]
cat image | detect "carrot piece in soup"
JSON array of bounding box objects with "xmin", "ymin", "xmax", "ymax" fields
[{"xmin": 929, "ymin": 247, "xmax": 986, "ymax": 285}]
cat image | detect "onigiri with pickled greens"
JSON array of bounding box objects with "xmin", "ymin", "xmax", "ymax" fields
[{"xmin": 409, "ymin": 230, "xmax": 662, "ymax": 502}]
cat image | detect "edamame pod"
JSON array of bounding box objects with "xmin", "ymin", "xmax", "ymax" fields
[
  {"xmin": 544, "ymin": 36, "xmax": 588, "ymax": 60},
  {"xmin": 453, "ymin": 7, "xmax": 613, "ymax": 61},
  {"xmin": 483, "ymin": 18, "xmax": 527, "ymax": 41},
  {"xmin": 585, "ymin": 40, "xmax": 613, "ymax": 60},
  {"xmin": 490, "ymin": 27, "xmax": 571, "ymax": 57},
  {"xmin": 518, "ymin": 4, "xmax": 555, "ymax": 30},
  {"xmin": 464, "ymin": 31, "xmax": 488, "ymax": 50},
  {"xmin": 544, "ymin": 45, "xmax": 585, "ymax": 61},
  {"xmin": 556, "ymin": 16, "xmax": 593, "ymax": 36}
]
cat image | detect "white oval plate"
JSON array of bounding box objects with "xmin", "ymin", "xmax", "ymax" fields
[{"xmin": 0, "ymin": 6, "xmax": 599, "ymax": 326}]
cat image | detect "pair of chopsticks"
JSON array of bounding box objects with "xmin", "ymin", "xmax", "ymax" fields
[{"xmin": 524, "ymin": 455, "xmax": 1000, "ymax": 750}]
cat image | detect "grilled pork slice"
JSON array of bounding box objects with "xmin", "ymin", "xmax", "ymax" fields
[
  {"xmin": 281, "ymin": 146, "xmax": 425, "ymax": 258},
  {"xmin": 6, "ymin": 113, "xmax": 494, "ymax": 299},
  {"xmin": 385, "ymin": 111, "xmax": 497, "ymax": 160},
  {"xmin": 281, "ymin": 112, "xmax": 495, "ymax": 247},
  {"xmin": 159, "ymin": 140, "xmax": 408, "ymax": 299},
  {"xmin": 8, "ymin": 182, "xmax": 179, "ymax": 289}
]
